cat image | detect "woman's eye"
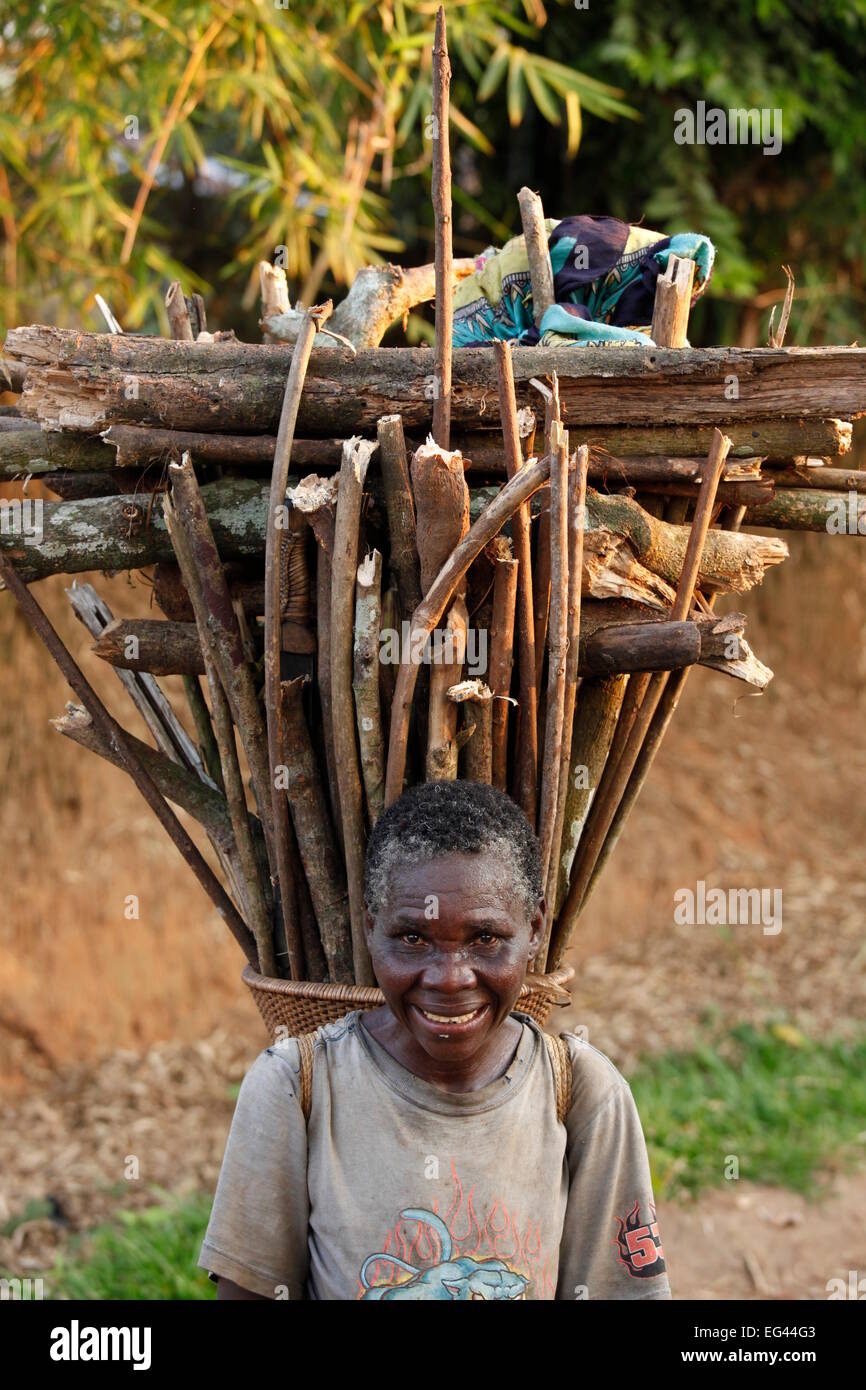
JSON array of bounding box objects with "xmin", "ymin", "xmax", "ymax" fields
[
  {"xmin": 401, "ymin": 932, "xmax": 422, "ymax": 945},
  {"xmin": 477, "ymin": 930, "xmax": 497, "ymax": 945}
]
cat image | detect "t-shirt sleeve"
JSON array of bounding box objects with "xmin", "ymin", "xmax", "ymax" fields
[
  {"xmin": 198, "ymin": 1045, "xmax": 310, "ymax": 1299},
  {"xmin": 555, "ymin": 1039, "xmax": 671, "ymax": 1300}
]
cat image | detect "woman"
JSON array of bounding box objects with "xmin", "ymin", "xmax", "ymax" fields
[{"xmin": 199, "ymin": 779, "xmax": 670, "ymax": 1300}]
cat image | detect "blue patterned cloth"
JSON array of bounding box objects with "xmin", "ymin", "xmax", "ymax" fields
[{"xmin": 452, "ymin": 215, "xmax": 714, "ymax": 348}]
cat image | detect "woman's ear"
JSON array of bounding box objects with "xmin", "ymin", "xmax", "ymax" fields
[
  {"xmin": 527, "ymin": 898, "xmax": 546, "ymax": 961},
  {"xmin": 363, "ymin": 906, "xmax": 375, "ymax": 949}
]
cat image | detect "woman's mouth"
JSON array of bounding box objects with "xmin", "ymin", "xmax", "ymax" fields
[{"xmin": 411, "ymin": 1003, "xmax": 491, "ymax": 1034}]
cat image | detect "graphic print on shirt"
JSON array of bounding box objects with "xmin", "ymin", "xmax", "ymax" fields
[
  {"xmin": 613, "ymin": 1199, "xmax": 666, "ymax": 1279},
  {"xmin": 358, "ymin": 1161, "xmax": 555, "ymax": 1300}
]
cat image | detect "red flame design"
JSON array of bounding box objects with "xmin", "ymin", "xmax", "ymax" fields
[{"xmin": 357, "ymin": 1158, "xmax": 556, "ymax": 1298}]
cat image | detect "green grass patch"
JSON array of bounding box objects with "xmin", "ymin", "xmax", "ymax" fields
[
  {"xmin": 630, "ymin": 1023, "xmax": 866, "ymax": 1201},
  {"xmin": 45, "ymin": 1191, "xmax": 216, "ymax": 1301}
]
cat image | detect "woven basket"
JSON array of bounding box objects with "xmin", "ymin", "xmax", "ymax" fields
[{"xmin": 243, "ymin": 964, "xmax": 575, "ymax": 1041}]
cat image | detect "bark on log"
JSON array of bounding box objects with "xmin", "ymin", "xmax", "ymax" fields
[
  {"xmin": 8, "ymin": 327, "xmax": 866, "ymax": 433},
  {"xmin": 744, "ymin": 489, "xmax": 866, "ymax": 532},
  {"xmin": 651, "ymin": 254, "xmax": 695, "ymax": 348},
  {"xmin": 92, "ymin": 617, "xmax": 205, "ymax": 674},
  {"xmin": 488, "ymin": 550, "xmax": 518, "ymax": 791},
  {"xmin": 450, "ymin": 679, "xmax": 493, "ymax": 783},
  {"xmin": 553, "ymin": 676, "xmax": 626, "ymax": 917},
  {"xmin": 517, "ymin": 188, "xmax": 555, "ymax": 327},
  {"xmin": 376, "ymin": 414, "xmax": 422, "ymax": 621},
  {"xmin": 2, "ymin": 475, "xmax": 791, "ymax": 590},
  {"xmin": 279, "ymin": 677, "xmax": 354, "ymax": 983},
  {"xmin": 353, "ymin": 549, "xmax": 385, "ymax": 824},
  {"xmin": 760, "ymin": 461, "xmax": 866, "ymax": 491},
  {"xmin": 425, "ymin": 595, "xmax": 468, "ymax": 781}
]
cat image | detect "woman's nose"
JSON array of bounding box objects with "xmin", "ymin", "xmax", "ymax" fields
[{"xmin": 420, "ymin": 949, "xmax": 476, "ymax": 990}]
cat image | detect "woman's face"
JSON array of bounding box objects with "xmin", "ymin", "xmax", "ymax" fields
[{"xmin": 363, "ymin": 850, "xmax": 544, "ymax": 1064}]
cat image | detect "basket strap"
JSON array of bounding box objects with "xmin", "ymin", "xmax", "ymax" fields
[
  {"xmin": 297, "ymin": 1031, "xmax": 317, "ymax": 1123},
  {"xmin": 544, "ymin": 1033, "xmax": 572, "ymax": 1125}
]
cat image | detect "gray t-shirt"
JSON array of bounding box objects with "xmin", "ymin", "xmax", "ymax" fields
[{"xmin": 199, "ymin": 1009, "xmax": 671, "ymax": 1301}]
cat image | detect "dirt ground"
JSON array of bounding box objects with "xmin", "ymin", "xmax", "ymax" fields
[{"xmin": 0, "ymin": 529, "xmax": 864, "ymax": 1299}]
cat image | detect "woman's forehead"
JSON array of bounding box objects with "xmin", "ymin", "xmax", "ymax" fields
[{"xmin": 385, "ymin": 849, "xmax": 518, "ymax": 900}]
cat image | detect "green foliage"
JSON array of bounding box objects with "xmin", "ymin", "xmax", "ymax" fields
[
  {"xmin": 44, "ymin": 1190, "xmax": 216, "ymax": 1300},
  {"xmin": 1, "ymin": 1, "xmax": 863, "ymax": 344},
  {"xmin": 630, "ymin": 1024, "xmax": 866, "ymax": 1202},
  {"xmin": 0, "ymin": 0, "xmax": 630, "ymax": 335}
]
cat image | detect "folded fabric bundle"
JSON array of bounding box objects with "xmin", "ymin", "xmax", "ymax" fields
[{"xmin": 452, "ymin": 214, "xmax": 714, "ymax": 349}]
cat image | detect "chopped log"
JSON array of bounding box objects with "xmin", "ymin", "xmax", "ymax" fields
[
  {"xmin": 384, "ymin": 451, "xmax": 552, "ymax": 807},
  {"xmin": 450, "ymin": 678, "xmax": 493, "ymax": 783},
  {"xmin": 432, "ymin": 6, "xmax": 453, "ymax": 449},
  {"xmin": 264, "ymin": 303, "xmax": 333, "ymax": 980},
  {"xmin": 165, "ymin": 282, "xmax": 195, "ymax": 342},
  {"xmin": 651, "ymin": 254, "xmax": 695, "ymax": 348},
  {"xmin": 495, "ymin": 342, "xmax": 538, "ymax": 825},
  {"xmin": 426, "ymin": 595, "xmax": 468, "ymax": 781},
  {"xmin": 576, "ymin": 601, "xmax": 770, "ymax": 688},
  {"xmin": 517, "ymin": 187, "xmax": 555, "ymax": 326},
  {"xmin": 376, "ymin": 414, "xmax": 422, "ymax": 620},
  {"xmin": 3, "ymin": 475, "xmax": 791, "ymax": 592},
  {"xmin": 287, "ymin": 473, "xmax": 342, "ymax": 849},
  {"xmin": 163, "ymin": 488, "xmax": 276, "ymax": 977},
  {"xmin": 0, "ymin": 553, "xmax": 257, "ymax": 966},
  {"xmin": 544, "ymin": 442, "xmax": 589, "ymax": 945},
  {"xmin": 538, "ymin": 425, "xmax": 569, "ymax": 890},
  {"xmin": 0, "ymin": 426, "xmax": 117, "ymax": 476},
  {"xmin": 279, "ymin": 677, "xmax": 354, "ymax": 983},
  {"xmin": 353, "ymin": 549, "xmax": 385, "ymax": 824},
  {"xmin": 332, "ymin": 437, "xmax": 378, "ymax": 984},
  {"xmin": 263, "ymin": 259, "xmax": 478, "ymax": 350},
  {"xmin": 93, "ymin": 617, "xmax": 205, "ymax": 675},
  {"xmin": 168, "ymin": 455, "xmax": 276, "ymax": 861},
  {"xmin": 410, "ymin": 437, "xmax": 470, "ymax": 594},
  {"xmin": 766, "ymin": 462, "xmax": 866, "ymax": 491},
  {"xmin": 532, "ymin": 489, "xmax": 551, "ymax": 695},
  {"xmin": 8, "ymin": 328, "xmax": 866, "ymax": 433},
  {"xmin": 488, "ymin": 549, "xmax": 518, "ymax": 791},
  {"xmin": 553, "ymin": 675, "xmax": 626, "ymax": 917},
  {"xmin": 744, "ymin": 488, "xmax": 866, "ymax": 533}
]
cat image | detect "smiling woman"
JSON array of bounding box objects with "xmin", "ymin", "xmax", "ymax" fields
[{"xmin": 199, "ymin": 782, "xmax": 671, "ymax": 1301}]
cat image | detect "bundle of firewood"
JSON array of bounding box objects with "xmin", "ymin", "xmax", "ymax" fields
[{"xmin": 1, "ymin": 10, "xmax": 865, "ymax": 992}]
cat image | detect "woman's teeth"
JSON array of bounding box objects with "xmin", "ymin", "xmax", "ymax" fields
[{"xmin": 420, "ymin": 1007, "xmax": 484, "ymax": 1024}]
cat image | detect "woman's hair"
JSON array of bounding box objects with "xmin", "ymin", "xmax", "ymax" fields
[{"xmin": 364, "ymin": 780, "xmax": 543, "ymax": 922}]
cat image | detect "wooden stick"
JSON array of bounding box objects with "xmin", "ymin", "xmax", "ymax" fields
[
  {"xmin": 0, "ymin": 551, "xmax": 257, "ymax": 964},
  {"xmin": 93, "ymin": 617, "xmax": 205, "ymax": 675},
  {"xmin": 532, "ymin": 491, "xmax": 551, "ymax": 695},
  {"xmin": 163, "ymin": 491, "xmax": 276, "ymax": 976},
  {"xmin": 768, "ymin": 265, "xmax": 795, "ymax": 348},
  {"xmin": 495, "ymin": 341, "xmax": 538, "ymax": 824},
  {"xmin": 450, "ymin": 679, "xmax": 493, "ymax": 783},
  {"xmin": 332, "ymin": 437, "xmax": 378, "ymax": 984},
  {"xmin": 384, "ymin": 451, "xmax": 551, "ymax": 806},
  {"xmin": 548, "ymin": 429, "xmax": 731, "ymax": 968},
  {"xmin": 376, "ymin": 414, "xmax": 422, "ymax": 621},
  {"xmin": 353, "ymin": 549, "xmax": 385, "ymax": 825},
  {"xmin": 538, "ymin": 424, "xmax": 569, "ymax": 890},
  {"xmin": 651, "ymin": 254, "xmax": 695, "ymax": 348},
  {"xmin": 165, "ymin": 281, "xmax": 194, "ymax": 342},
  {"xmin": 426, "ymin": 595, "xmax": 468, "ymax": 781},
  {"xmin": 553, "ymin": 675, "xmax": 626, "ymax": 917},
  {"xmin": 489, "ymin": 551, "xmax": 518, "ymax": 791},
  {"xmin": 279, "ymin": 677, "xmax": 354, "ymax": 983},
  {"xmin": 167, "ymin": 455, "xmax": 275, "ymax": 855},
  {"xmin": 182, "ymin": 673, "xmax": 224, "ymax": 791},
  {"xmin": 264, "ymin": 302, "xmax": 333, "ymax": 978},
  {"xmin": 543, "ymin": 443, "xmax": 589, "ymax": 945},
  {"xmin": 431, "ymin": 5, "xmax": 453, "ymax": 448},
  {"xmin": 518, "ymin": 187, "xmax": 555, "ymax": 327}
]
